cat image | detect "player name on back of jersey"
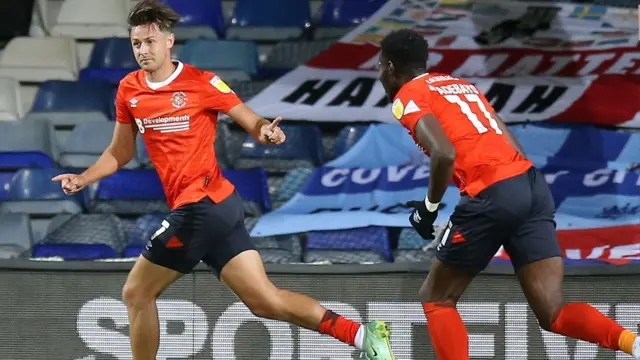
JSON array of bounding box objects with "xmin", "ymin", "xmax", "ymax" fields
[{"xmin": 429, "ymin": 83, "xmax": 480, "ymax": 96}]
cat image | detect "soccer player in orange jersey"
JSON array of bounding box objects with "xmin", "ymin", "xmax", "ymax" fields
[
  {"xmin": 377, "ymin": 29, "xmax": 640, "ymax": 360},
  {"xmin": 52, "ymin": 1, "xmax": 395, "ymax": 359}
]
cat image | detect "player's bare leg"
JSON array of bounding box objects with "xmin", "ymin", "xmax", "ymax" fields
[
  {"xmin": 419, "ymin": 258, "xmax": 475, "ymax": 360},
  {"xmin": 517, "ymin": 256, "xmax": 640, "ymax": 358},
  {"xmin": 122, "ymin": 256, "xmax": 183, "ymax": 360},
  {"xmin": 220, "ymin": 250, "xmax": 395, "ymax": 359}
]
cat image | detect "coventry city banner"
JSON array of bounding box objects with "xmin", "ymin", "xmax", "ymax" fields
[
  {"xmin": 247, "ymin": 0, "xmax": 640, "ymax": 127},
  {"xmin": 251, "ymin": 123, "xmax": 640, "ymax": 264}
]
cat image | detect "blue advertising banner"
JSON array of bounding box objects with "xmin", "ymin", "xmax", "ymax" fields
[{"xmin": 250, "ymin": 124, "xmax": 640, "ymax": 237}]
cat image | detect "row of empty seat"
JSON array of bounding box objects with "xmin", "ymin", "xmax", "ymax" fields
[
  {"xmin": 0, "ymin": 36, "xmax": 330, "ymax": 113},
  {"xmin": 44, "ymin": 0, "xmax": 385, "ymax": 42},
  {"xmin": 0, "ymin": 211, "xmax": 432, "ymax": 263},
  {"xmin": 0, "ymin": 119, "xmax": 363, "ymax": 173}
]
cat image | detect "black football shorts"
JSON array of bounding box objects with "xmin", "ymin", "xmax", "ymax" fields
[
  {"xmin": 142, "ymin": 191, "xmax": 255, "ymax": 277},
  {"xmin": 436, "ymin": 166, "xmax": 562, "ymax": 274}
]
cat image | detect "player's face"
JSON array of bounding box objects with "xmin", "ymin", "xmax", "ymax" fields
[
  {"xmin": 377, "ymin": 54, "xmax": 399, "ymax": 101},
  {"xmin": 130, "ymin": 23, "xmax": 174, "ymax": 72}
]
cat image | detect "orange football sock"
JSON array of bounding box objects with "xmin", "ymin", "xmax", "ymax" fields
[
  {"xmin": 423, "ymin": 302, "xmax": 469, "ymax": 360},
  {"xmin": 550, "ymin": 302, "xmax": 636, "ymax": 354},
  {"xmin": 317, "ymin": 310, "xmax": 361, "ymax": 347}
]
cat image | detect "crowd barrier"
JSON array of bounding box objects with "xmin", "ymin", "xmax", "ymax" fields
[{"xmin": 1, "ymin": 260, "xmax": 639, "ymax": 360}]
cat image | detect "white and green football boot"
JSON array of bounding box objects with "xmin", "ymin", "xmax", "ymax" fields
[{"xmin": 359, "ymin": 321, "xmax": 396, "ymax": 360}]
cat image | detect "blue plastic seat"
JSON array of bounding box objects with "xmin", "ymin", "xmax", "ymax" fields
[
  {"xmin": 332, "ymin": 124, "xmax": 370, "ymax": 158},
  {"xmin": 59, "ymin": 121, "xmax": 141, "ymax": 169},
  {"xmin": 317, "ymin": 0, "xmax": 387, "ymax": 26},
  {"xmin": 0, "ymin": 213, "xmax": 33, "ymax": 259},
  {"xmin": 33, "ymin": 214, "xmax": 126, "ymax": 260},
  {"xmin": 304, "ymin": 227, "xmax": 392, "ymax": 263},
  {"xmin": 0, "ymin": 168, "xmax": 86, "ymax": 215},
  {"xmin": 27, "ymin": 80, "xmax": 115, "ymax": 124},
  {"xmin": 227, "ymin": 0, "xmax": 311, "ymax": 41},
  {"xmin": 0, "ymin": 171, "xmax": 14, "ymax": 201},
  {"xmin": 89, "ymin": 170, "xmax": 169, "ymax": 215},
  {"xmin": 0, "ymin": 121, "xmax": 57, "ymax": 170},
  {"xmin": 163, "ymin": 0, "xmax": 225, "ymax": 39},
  {"xmin": 236, "ymin": 123, "xmax": 324, "ymax": 174},
  {"xmin": 394, "ymin": 228, "xmax": 432, "ymax": 263},
  {"xmin": 223, "ymin": 168, "xmax": 271, "ymax": 216},
  {"xmin": 79, "ymin": 38, "xmax": 138, "ymax": 84},
  {"xmin": 179, "ymin": 39, "xmax": 259, "ymax": 81},
  {"xmin": 1, "ymin": 168, "xmax": 87, "ymax": 243},
  {"xmin": 125, "ymin": 214, "xmax": 166, "ymax": 258}
]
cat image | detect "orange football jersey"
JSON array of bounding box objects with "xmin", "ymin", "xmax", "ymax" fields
[
  {"xmin": 115, "ymin": 61, "xmax": 240, "ymax": 209},
  {"xmin": 392, "ymin": 73, "xmax": 532, "ymax": 197}
]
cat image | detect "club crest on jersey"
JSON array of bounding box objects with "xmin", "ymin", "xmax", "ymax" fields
[
  {"xmin": 129, "ymin": 98, "xmax": 138, "ymax": 108},
  {"xmin": 210, "ymin": 76, "xmax": 232, "ymax": 94},
  {"xmin": 171, "ymin": 92, "xmax": 187, "ymax": 108},
  {"xmin": 392, "ymin": 99, "xmax": 404, "ymax": 120}
]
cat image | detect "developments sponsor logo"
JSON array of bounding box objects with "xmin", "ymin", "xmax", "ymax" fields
[{"xmin": 134, "ymin": 115, "xmax": 191, "ymax": 134}]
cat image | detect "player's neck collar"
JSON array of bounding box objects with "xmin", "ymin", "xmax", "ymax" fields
[
  {"xmin": 412, "ymin": 72, "xmax": 429, "ymax": 81},
  {"xmin": 146, "ymin": 61, "xmax": 184, "ymax": 90}
]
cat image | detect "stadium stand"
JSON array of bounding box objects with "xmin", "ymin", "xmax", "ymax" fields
[
  {"xmin": 162, "ymin": 0, "xmax": 225, "ymax": 40},
  {"xmin": 0, "ymin": 0, "xmax": 635, "ymax": 266},
  {"xmin": 227, "ymin": 0, "xmax": 312, "ymax": 42},
  {"xmin": 179, "ymin": 39, "xmax": 259, "ymax": 81},
  {"xmin": 58, "ymin": 121, "xmax": 142, "ymax": 169},
  {"xmin": 79, "ymin": 37, "xmax": 138, "ymax": 84},
  {"xmin": 0, "ymin": 77, "xmax": 23, "ymax": 121}
]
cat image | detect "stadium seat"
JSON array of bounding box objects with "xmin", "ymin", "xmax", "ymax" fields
[
  {"xmin": 26, "ymin": 80, "xmax": 115, "ymax": 125},
  {"xmin": 262, "ymin": 40, "xmax": 333, "ymax": 77},
  {"xmin": 304, "ymin": 227, "xmax": 392, "ymax": 264},
  {"xmin": 0, "ymin": 77, "xmax": 23, "ymax": 121},
  {"xmin": 0, "ymin": 213, "xmax": 32, "ymax": 259},
  {"xmin": 125, "ymin": 214, "xmax": 166, "ymax": 258},
  {"xmin": 33, "ymin": 214, "xmax": 126, "ymax": 260},
  {"xmin": 252, "ymin": 235, "xmax": 302, "ymax": 263},
  {"xmin": 51, "ymin": 0, "xmax": 129, "ymax": 39},
  {"xmin": 89, "ymin": 170, "xmax": 169, "ymax": 215},
  {"xmin": 223, "ymin": 168, "xmax": 271, "ymax": 216},
  {"xmin": 0, "ymin": 36, "xmax": 79, "ymax": 82},
  {"xmin": 332, "ymin": 124, "xmax": 370, "ymax": 158},
  {"xmin": 229, "ymin": 80, "xmax": 274, "ymax": 102},
  {"xmin": 0, "ymin": 121, "xmax": 57, "ymax": 170},
  {"xmin": 235, "ymin": 123, "xmax": 324, "ymax": 174},
  {"xmin": 227, "ymin": 0, "xmax": 312, "ymax": 41},
  {"xmin": 270, "ymin": 168, "xmax": 313, "ymax": 208},
  {"xmin": 315, "ymin": 0, "xmax": 386, "ymax": 39},
  {"xmin": 0, "ymin": 171, "xmax": 14, "ymax": 201},
  {"xmin": 0, "ymin": 168, "xmax": 87, "ymax": 242},
  {"xmin": 163, "ymin": 0, "xmax": 225, "ymax": 40},
  {"xmin": 179, "ymin": 39, "xmax": 259, "ymax": 82},
  {"xmin": 393, "ymin": 228, "xmax": 433, "ymax": 263},
  {"xmin": 79, "ymin": 37, "xmax": 138, "ymax": 84},
  {"xmin": 59, "ymin": 121, "xmax": 141, "ymax": 169}
]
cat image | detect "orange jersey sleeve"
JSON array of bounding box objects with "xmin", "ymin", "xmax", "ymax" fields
[
  {"xmin": 391, "ymin": 80, "xmax": 432, "ymax": 132},
  {"xmin": 201, "ymin": 72, "xmax": 243, "ymax": 114},
  {"xmin": 115, "ymin": 78, "xmax": 135, "ymax": 124}
]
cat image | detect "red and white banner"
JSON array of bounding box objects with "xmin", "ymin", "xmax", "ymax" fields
[{"xmin": 247, "ymin": 0, "xmax": 640, "ymax": 127}]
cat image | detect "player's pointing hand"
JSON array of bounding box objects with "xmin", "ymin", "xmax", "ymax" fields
[
  {"xmin": 51, "ymin": 173, "xmax": 89, "ymax": 195},
  {"xmin": 260, "ymin": 116, "xmax": 286, "ymax": 145}
]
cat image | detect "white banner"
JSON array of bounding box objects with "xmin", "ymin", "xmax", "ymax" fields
[{"xmin": 247, "ymin": 0, "xmax": 640, "ymax": 127}]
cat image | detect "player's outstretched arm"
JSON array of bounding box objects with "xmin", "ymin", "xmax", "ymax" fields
[
  {"xmin": 414, "ymin": 114, "xmax": 456, "ymax": 204},
  {"xmin": 53, "ymin": 122, "xmax": 138, "ymax": 194},
  {"xmin": 226, "ymin": 104, "xmax": 286, "ymax": 145}
]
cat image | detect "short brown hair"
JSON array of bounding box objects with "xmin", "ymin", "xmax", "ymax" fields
[{"xmin": 127, "ymin": 0, "xmax": 181, "ymax": 32}]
